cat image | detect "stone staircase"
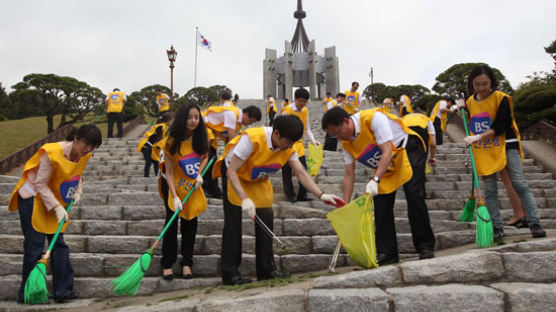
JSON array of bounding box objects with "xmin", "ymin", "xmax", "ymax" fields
[{"xmin": 1, "ymin": 100, "xmax": 555, "ymax": 304}]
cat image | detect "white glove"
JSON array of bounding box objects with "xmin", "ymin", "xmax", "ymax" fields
[
  {"xmin": 173, "ymin": 196, "xmax": 183, "ymax": 211},
  {"xmin": 366, "ymin": 180, "xmax": 379, "ymax": 198},
  {"xmin": 450, "ymin": 104, "xmax": 458, "ymax": 112},
  {"xmin": 456, "ymin": 99, "xmax": 466, "ymax": 109},
  {"xmin": 241, "ymin": 198, "xmax": 256, "ymax": 220},
  {"xmin": 72, "ymin": 193, "xmax": 81, "ymax": 204},
  {"xmin": 320, "ymin": 193, "xmax": 342, "ymax": 205},
  {"xmin": 195, "ymin": 175, "xmax": 203, "ymax": 189},
  {"xmin": 54, "ymin": 205, "xmax": 69, "ymax": 224},
  {"xmin": 463, "ymin": 135, "xmax": 481, "ymax": 146}
]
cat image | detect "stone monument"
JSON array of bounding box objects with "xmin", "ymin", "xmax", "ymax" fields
[{"xmin": 263, "ymin": 0, "xmax": 340, "ymax": 100}]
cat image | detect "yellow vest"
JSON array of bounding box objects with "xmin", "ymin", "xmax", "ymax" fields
[
  {"xmin": 159, "ymin": 136, "xmax": 207, "ymax": 220},
  {"xmin": 202, "ymin": 105, "xmax": 242, "ymax": 142},
  {"xmin": 344, "ymin": 90, "xmax": 360, "ymax": 114},
  {"xmin": 430, "ymin": 100, "xmax": 448, "ymax": 132},
  {"xmin": 281, "ymin": 101, "xmax": 289, "ymax": 113},
  {"xmin": 266, "ymin": 98, "xmax": 277, "ymax": 114},
  {"xmin": 466, "ymin": 91, "xmax": 523, "ymax": 176},
  {"xmin": 213, "ymin": 128, "xmax": 295, "ymax": 207},
  {"xmin": 9, "ymin": 143, "xmax": 91, "ymax": 234},
  {"xmin": 157, "ymin": 94, "xmax": 170, "ymax": 113},
  {"xmin": 107, "ymin": 91, "xmax": 124, "ymax": 113},
  {"xmin": 383, "ymin": 98, "xmax": 394, "ymax": 114},
  {"xmin": 402, "ymin": 113, "xmax": 432, "ymax": 151},
  {"xmin": 340, "ymin": 109, "xmax": 416, "ymax": 194},
  {"xmin": 324, "ymin": 100, "xmax": 338, "ymax": 112},
  {"xmin": 282, "ymin": 105, "xmax": 308, "ymax": 157},
  {"xmin": 137, "ymin": 123, "xmax": 168, "ymax": 152},
  {"xmin": 323, "ymin": 97, "xmax": 333, "ymax": 111},
  {"xmin": 399, "ymin": 95, "xmax": 413, "ymax": 116}
]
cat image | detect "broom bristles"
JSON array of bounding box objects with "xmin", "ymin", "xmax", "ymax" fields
[
  {"xmin": 111, "ymin": 250, "xmax": 153, "ymax": 296},
  {"xmin": 24, "ymin": 262, "xmax": 49, "ymax": 304},
  {"xmin": 476, "ymin": 203, "xmax": 493, "ymax": 248},
  {"xmin": 459, "ymin": 195, "xmax": 476, "ymax": 222}
]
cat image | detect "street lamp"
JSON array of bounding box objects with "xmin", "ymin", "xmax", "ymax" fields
[{"xmin": 166, "ymin": 45, "xmax": 177, "ymax": 106}]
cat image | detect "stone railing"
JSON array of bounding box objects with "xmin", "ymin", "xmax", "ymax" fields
[
  {"xmin": 521, "ymin": 120, "xmax": 556, "ymax": 144},
  {"xmin": 0, "ymin": 124, "xmax": 74, "ymax": 175}
]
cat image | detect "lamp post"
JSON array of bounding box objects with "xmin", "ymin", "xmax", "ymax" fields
[
  {"xmin": 369, "ymin": 67, "xmax": 375, "ymax": 106},
  {"xmin": 166, "ymin": 45, "xmax": 177, "ymax": 107}
]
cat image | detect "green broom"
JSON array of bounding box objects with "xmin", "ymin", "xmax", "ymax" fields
[
  {"xmin": 460, "ymin": 107, "xmax": 493, "ymax": 248},
  {"xmin": 458, "ymin": 175, "xmax": 476, "ymax": 222},
  {"xmin": 111, "ymin": 157, "xmax": 215, "ymax": 296},
  {"xmin": 24, "ymin": 200, "xmax": 74, "ymax": 304}
]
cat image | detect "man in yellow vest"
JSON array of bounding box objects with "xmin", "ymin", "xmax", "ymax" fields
[
  {"xmin": 221, "ymin": 92, "xmax": 234, "ymax": 107},
  {"xmin": 322, "ymin": 92, "xmax": 333, "ymax": 112},
  {"xmin": 429, "ymin": 98, "xmax": 454, "ymax": 145},
  {"xmin": 402, "ymin": 112, "xmax": 437, "ymax": 167},
  {"xmin": 281, "ymin": 88, "xmax": 320, "ymax": 202},
  {"xmin": 344, "ymin": 81, "xmax": 362, "ymax": 114},
  {"xmin": 323, "ymin": 93, "xmax": 344, "ymax": 151},
  {"xmin": 266, "ymin": 94, "xmax": 277, "ymax": 126},
  {"xmin": 280, "ymin": 98, "xmax": 290, "ymax": 114},
  {"xmin": 105, "ymin": 88, "xmax": 126, "ymax": 138},
  {"xmin": 399, "ymin": 94, "xmax": 413, "ymax": 117},
  {"xmin": 322, "ymin": 106, "xmax": 436, "ymax": 264},
  {"xmin": 213, "ymin": 114, "xmax": 342, "ymax": 285},
  {"xmin": 202, "ymin": 104, "xmax": 262, "ymax": 198},
  {"xmin": 156, "ymin": 90, "xmax": 170, "ymax": 116}
]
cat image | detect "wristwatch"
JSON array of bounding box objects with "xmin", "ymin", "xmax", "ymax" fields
[{"xmin": 373, "ymin": 176, "xmax": 380, "ymax": 183}]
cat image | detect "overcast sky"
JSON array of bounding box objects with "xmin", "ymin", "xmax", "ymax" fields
[{"xmin": 1, "ymin": 0, "xmax": 555, "ymax": 99}]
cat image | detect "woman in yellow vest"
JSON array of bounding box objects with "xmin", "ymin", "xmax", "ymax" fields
[
  {"xmin": 322, "ymin": 92, "xmax": 333, "ymax": 112},
  {"xmin": 459, "ymin": 64, "xmax": 545, "ymax": 241},
  {"xmin": 399, "ymin": 94, "xmax": 413, "ymax": 117},
  {"xmin": 213, "ymin": 115, "xmax": 342, "ymax": 285},
  {"xmin": 8, "ymin": 124, "xmax": 102, "ymax": 303},
  {"xmin": 382, "ymin": 98, "xmax": 394, "ymax": 114},
  {"xmin": 280, "ymin": 98, "xmax": 290, "ymax": 114},
  {"xmin": 266, "ymin": 94, "xmax": 277, "ymax": 126},
  {"xmin": 429, "ymin": 98, "xmax": 454, "ymax": 145},
  {"xmin": 156, "ymin": 90, "xmax": 170, "ymax": 115},
  {"xmin": 322, "ymin": 106, "xmax": 436, "ymax": 264},
  {"xmin": 159, "ymin": 103, "xmax": 209, "ymax": 280},
  {"xmin": 137, "ymin": 114, "xmax": 171, "ymax": 177}
]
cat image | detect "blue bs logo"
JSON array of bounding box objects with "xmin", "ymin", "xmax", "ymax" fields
[
  {"xmin": 159, "ymin": 98, "xmax": 164, "ymax": 104},
  {"xmin": 178, "ymin": 153, "xmax": 201, "ymax": 179},
  {"xmin": 358, "ymin": 144, "xmax": 381, "ymax": 169},
  {"xmin": 469, "ymin": 112, "xmax": 492, "ymax": 135},
  {"xmin": 59, "ymin": 175, "xmax": 80, "ymax": 203},
  {"xmin": 111, "ymin": 94, "xmax": 120, "ymax": 100},
  {"xmin": 347, "ymin": 95, "xmax": 356, "ymax": 103},
  {"xmin": 251, "ymin": 163, "xmax": 281, "ymax": 180}
]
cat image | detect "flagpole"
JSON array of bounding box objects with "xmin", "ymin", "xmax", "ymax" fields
[{"xmin": 194, "ymin": 26, "xmax": 198, "ymax": 88}]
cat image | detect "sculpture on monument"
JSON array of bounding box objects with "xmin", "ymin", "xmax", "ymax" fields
[{"xmin": 263, "ymin": 0, "xmax": 340, "ymax": 100}]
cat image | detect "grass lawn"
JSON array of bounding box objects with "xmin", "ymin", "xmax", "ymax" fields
[{"xmin": 0, "ymin": 113, "xmax": 149, "ymax": 159}]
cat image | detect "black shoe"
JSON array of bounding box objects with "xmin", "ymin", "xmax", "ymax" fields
[
  {"xmin": 54, "ymin": 292, "xmax": 79, "ymax": 303},
  {"xmin": 162, "ymin": 273, "xmax": 174, "ymax": 281},
  {"xmin": 223, "ymin": 276, "xmax": 253, "ymax": 285},
  {"xmin": 183, "ymin": 273, "xmax": 193, "ymax": 279},
  {"xmin": 505, "ymin": 217, "xmax": 528, "ymax": 228},
  {"xmin": 493, "ymin": 228, "xmax": 505, "ymax": 242},
  {"xmin": 530, "ymin": 224, "xmax": 547, "ymax": 238},
  {"xmin": 376, "ymin": 253, "xmax": 399, "ymax": 265},
  {"xmin": 286, "ymin": 195, "xmax": 297, "ymax": 203},
  {"xmin": 296, "ymin": 195, "xmax": 313, "ymax": 202},
  {"xmin": 419, "ymin": 249, "xmax": 435, "ymax": 260}
]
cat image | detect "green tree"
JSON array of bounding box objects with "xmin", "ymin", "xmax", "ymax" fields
[
  {"xmin": 363, "ymin": 82, "xmax": 389, "ymax": 103},
  {"xmin": 513, "ymin": 82, "xmax": 556, "ymax": 129},
  {"xmin": 178, "ymin": 87, "xmax": 219, "ymax": 109},
  {"xmin": 544, "ymin": 39, "xmax": 556, "ymax": 80},
  {"xmin": 0, "ymin": 83, "xmax": 12, "ymax": 120},
  {"xmin": 432, "ymin": 63, "xmax": 513, "ymax": 99},
  {"xmin": 394, "ymin": 84, "xmax": 430, "ymax": 103},
  {"xmin": 126, "ymin": 84, "xmax": 177, "ymax": 118},
  {"xmin": 208, "ymin": 85, "xmax": 232, "ymax": 98},
  {"xmin": 413, "ymin": 94, "xmax": 443, "ymax": 113}
]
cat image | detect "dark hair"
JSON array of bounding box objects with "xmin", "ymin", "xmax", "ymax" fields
[
  {"xmin": 167, "ymin": 103, "xmax": 208, "ymax": 156},
  {"xmin": 267, "ymin": 94, "xmax": 272, "ymax": 98},
  {"xmin": 467, "ymin": 64, "xmax": 499, "ymax": 95},
  {"xmin": 157, "ymin": 113, "xmax": 172, "ymax": 124},
  {"xmin": 233, "ymin": 94, "xmax": 239, "ymax": 101},
  {"xmin": 326, "ymin": 92, "xmax": 332, "ymax": 96},
  {"xmin": 273, "ymin": 115, "xmax": 303, "ymax": 142},
  {"xmin": 446, "ymin": 97, "xmax": 455, "ymax": 104},
  {"xmin": 336, "ymin": 92, "xmax": 345, "ymax": 98},
  {"xmin": 321, "ymin": 106, "xmax": 349, "ymax": 130},
  {"xmin": 66, "ymin": 124, "xmax": 102, "ymax": 148},
  {"xmin": 221, "ymin": 92, "xmax": 232, "ymax": 100},
  {"xmin": 294, "ymin": 88, "xmax": 310, "ymax": 100},
  {"xmin": 113, "ymin": 88, "xmax": 120, "ymax": 92},
  {"xmin": 284, "ymin": 98, "xmax": 289, "ymax": 102},
  {"xmin": 352, "ymin": 81, "xmax": 359, "ymax": 87},
  {"xmin": 242, "ymin": 105, "xmax": 262, "ymax": 121}
]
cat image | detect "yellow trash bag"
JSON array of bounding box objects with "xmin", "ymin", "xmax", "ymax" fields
[
  {"xmin": 307, "ymin": 143, "xmax": 323, "ymax": 177},
  {"xmin": 326, "ymin": 195, "xmax": 378, "ymax": 269},
  {"xmin": 425, "ymin": 163, "xmax": 432, "ymax": 174}
]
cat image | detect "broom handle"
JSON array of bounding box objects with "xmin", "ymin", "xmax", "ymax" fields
[
  {"xmin": 44, "ymin": 200, "xmax": 74, "ymax": 259},
  {"xmin": 460, "ymin": 107, "xmax": 483, "ymax": 200},
  {"xmin": 153, "ymin": 157, "xmax": 215, "ymax": 247}
]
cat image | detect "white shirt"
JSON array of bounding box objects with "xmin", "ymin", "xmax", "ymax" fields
[
  {"xmin": 203, "ymin": 108, "xmax": 243, "ymax": 130},
  {"xmin": 281, "ymin": 103, "xmax": 316, "ymax": 143},
  {"xmin": 326, "ymin": 100, "xmax": 337, "ymax": 111},
  {"xmin": 222, "ymin": 100, "xmax": 233, "ymax": 107},
  {"xmin": 225, "ymin": 127, "xmax": 298, "ymax": 166},
  {"xmin": 427, "ymin": 120, "xmax": 436, "ymax": 135},
  {"xmin": 437, "ymin": 100, "xmax": 448, "ymax": 118},
  {"xmin": 343, "ymin": 112, "xmax": 408, "ymax": 165}
]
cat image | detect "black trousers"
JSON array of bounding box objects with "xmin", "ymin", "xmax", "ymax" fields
[
  {"xmin": 220, "ymin": 163, "xmax": 276, "ymax": 282},
  {"xmin": 373, "ymin": 135, "xmax": 436, "ymax": 259},
  {"xmin": 141, "ymin": 146, "xmax": 159, "ymax": 177},
  {"xmin": 433, "ymin": 117, "xmax": 444, "ymax": 145},
  {"xmin": 281, "ymin": 155, "xmax": 308, "ymax": 199},
  {"xmin": 17, "ymin": 196, "xmax": 74, "ymax": 302},
  {"xmin": 203, "ymin": 146, "xmax": 222, "ymax": 196},
  {"xmin": 160, "ymin": 178, "xmax": 198, "ymax": 269},
  {"xmin": 400, "ymin": 107, "xmax": 408, "ymax": 117},
  {"xmin": 107, "ymin": 112, "xmax": 123, "ymax": 138},
  {"xmin": 268, "ymin": 110, "xmax": 276, "ymax": 127},
  {"xmin": 323, "ymin": 133, "xmax": 338, "ymax": 151}
]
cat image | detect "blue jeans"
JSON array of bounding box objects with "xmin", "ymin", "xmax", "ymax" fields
[
  {"xmin": 17, "ymin": 196, "xmax": 75, "ymax": 302},
  {"xmin": 483, "ymin": 148, "xmax": 540, "ymax": 229}
]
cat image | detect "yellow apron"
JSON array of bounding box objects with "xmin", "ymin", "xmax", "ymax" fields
[
  {"xmin": 107, "ymin": 91, "xmax": 124, "ymax": 113},
  {"xmin": 402, "ymin": 113, "xmax": 432, "ymax": 151},
  {"xmin": 344, "ymin": 91, "xmax": 360, "ymax": 115},
  {"xmin": 266, "ymin": 98, "xmax": 277, "ymax": 114},
  {"xmin": 137, "ymin": 123, "xmax": 168, "ymax": 152},
  {"xmin": 430, "ymin": 100, "xmax": 448, "ymax": 133},
  {"xmin": 399, "ymin": 95, "xmax": 413, "ymax": 116},
  {"xmin": 202, "ymin": 105, "xmax": 242, "ymax": 142},
  {"xmin": 157, "ymin": 94, "xmax": 170, "ymax": 113},
  {"xmin": 282, "ymin": 105, "xmax": 308, "ymax": 157}
]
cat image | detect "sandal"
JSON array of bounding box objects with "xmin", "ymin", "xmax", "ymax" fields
[{"xmin": 182, "ymin": 266, "xmax": 193, "ymax": 279}]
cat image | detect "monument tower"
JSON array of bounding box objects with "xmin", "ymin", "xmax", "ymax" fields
[{"xmin": 263, "ymin": 0, "xmax": 340, "ymax": 100}]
